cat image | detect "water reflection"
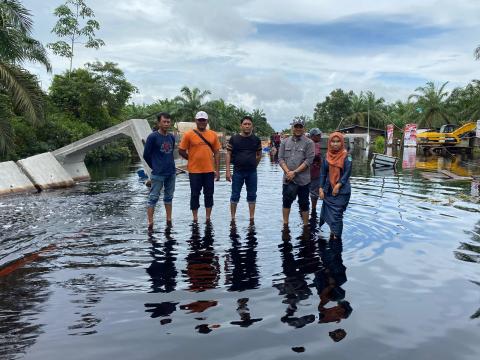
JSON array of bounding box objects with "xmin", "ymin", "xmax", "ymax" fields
[
  {"xmin": 275, "ymin": 226, "xmax": 318, "ymax": 328},
  {"xmin": 0, "ymin": 267, "xmax": 49, "ymax": 360},
  {"xmin": 274, "ymin": 220, "xmax": 352, "ymax": 340},
  {"xmin": 225, "ymin": 222, "xmax": 259, "ymax": 291},
  {"xmin": 183, "ymin": 222, "xmax": 220, "ymax": 292},
  {"xmin": 146, "ymin": 225, "xmax": 177, "ymax": 293}
]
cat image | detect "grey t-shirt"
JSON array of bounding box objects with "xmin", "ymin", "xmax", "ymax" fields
[{"xmin": 278, "ymin": 135, "xmax": 315, "ymax": 186}]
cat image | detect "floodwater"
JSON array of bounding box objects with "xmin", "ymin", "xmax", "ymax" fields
[{"xmin": 1, "ymin": 149, "xmax": 479, "ymax": 360}]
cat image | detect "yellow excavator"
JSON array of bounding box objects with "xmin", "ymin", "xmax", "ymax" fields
[{"xmin": 417, "ymin": 122, "xmax": 477, "ymax": 154}]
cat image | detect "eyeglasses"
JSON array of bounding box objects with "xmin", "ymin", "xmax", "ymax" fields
[
  {"xmin": 293, "ymin": 124, "xmax": 304, "ymax": 129},
  {"xmin": 197, "ymin": 118, "xmax": 207, "ymax": 122}
]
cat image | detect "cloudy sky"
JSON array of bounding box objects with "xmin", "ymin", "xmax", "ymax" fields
[{"xmin": 24, "ymin": 0, "xmax": 480, "ymax": 130}]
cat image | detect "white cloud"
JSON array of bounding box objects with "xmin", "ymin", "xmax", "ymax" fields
[{"xmin": 22, "ymin": 0, "xmax": 480, "ymax": 130}]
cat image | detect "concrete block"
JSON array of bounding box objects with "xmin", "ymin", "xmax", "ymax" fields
[
  {"xmin": 0, "ymin": 161, "xmax": 37, "ymax": 195},
  {"xmin": 17, "ymin": 152, "xmax": 75, "ymax": 190}
]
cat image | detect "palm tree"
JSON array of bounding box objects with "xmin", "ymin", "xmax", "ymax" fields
[
  {"xmin": 0, "ymin": 0, "xmax": 51, "ymax": 154},
  {"xmin": 173, "ymin": 86, "xmax": 211, "ymax": 122},
  {"xmin": 408, "ymin": 81, "xmax": 451, "ymax": 128},
  {"xmin": 345, "ymin": 91, "xmax": 386, "ymax": 128}
]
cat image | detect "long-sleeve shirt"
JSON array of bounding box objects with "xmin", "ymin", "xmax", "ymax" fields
[
  {"xmin": 143, "ymin": 131, "xmax": 176, "ymax": 176},
  {"xmin": 278, "ymin": 135, "xmax": 315, "ymax": 186},
  {"xmin": 319, "ymin": 156, "xmax": 352, "ymax": 194}
]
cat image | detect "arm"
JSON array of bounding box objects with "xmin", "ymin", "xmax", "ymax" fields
[
  {"xmin": 278, "ymin": 141, "xmax": 292, "ymax": 175},
  {"xmin": 142, "ymin": 135, "xmax": 154, "ymax": 169},
  {"xmin": 255, "ymin": 138, "xmax": 262, "ymax": 166},
  {"xmin": 332, "ymin": 155, "xmax": 352, "ymax": 196},
  {"xmin": 339, "ymin": 155, "xmax": 352, "ymax": 186},
  {"xmin": 291, "ymin": 139, "xmax": 314, "ymax": 176},
  {"xmin": 319, "ymin": 159, "xmax": 328, "ymax": 199},
  {"xmin": 178, "ymin": 148, "xmax": 188, "ymax": 160},
  {"xmin": 225, "ymin": 138, "xmax": 233, "ymax": 181},
  {"xmin": 214, "ymin": 150, "xmax": 220, "ymax": 181},
  {"xmin": 178, "ymin": 132, "xmax": 189, "ymax": 160}
]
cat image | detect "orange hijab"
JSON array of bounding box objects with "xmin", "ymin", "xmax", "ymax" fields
[{"xmin": 326, "ymin": 132, "xmax": 348, "ymax": 187}]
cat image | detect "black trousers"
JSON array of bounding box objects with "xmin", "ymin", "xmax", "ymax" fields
[{"xmin": 189, "ymin": 172, "xmax": 214, "ymax": 210}]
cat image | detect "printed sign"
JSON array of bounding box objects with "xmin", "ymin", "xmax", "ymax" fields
[
  {"xmin": 404, "ymin": 123, "xmax": 417, "ymax": 147},
  {"xmin": 476, "ymin": 119, "xmax": 480, "ymax": 138},
  {"xmin": 387, "ymin": 124, "xmax": 394, "ymax": 145}
]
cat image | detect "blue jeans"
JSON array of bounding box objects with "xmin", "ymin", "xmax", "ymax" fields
[
  {"xmin": 147, "ymin": 174, "xmax": 176, "ymax": 208},
  {"xmin": 230, "ymin": 169, "xmax": 257, "ymax": 204}
]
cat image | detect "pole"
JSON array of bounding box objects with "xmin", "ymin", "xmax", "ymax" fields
[{"xmin": 367, "ymin": 106, "xmax": 370, "ymax": 145}]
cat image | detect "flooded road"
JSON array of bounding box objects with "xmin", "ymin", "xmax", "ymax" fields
[{"xmin": 1, "ymin": 151, "xmax": 479, "ymax": 359}]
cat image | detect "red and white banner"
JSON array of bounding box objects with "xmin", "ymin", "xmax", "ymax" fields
[
  {"xmin": 404, "ymin": 123, "xmax": 417, "ymax": 147},
  {"xmin": 386, "ymin": 124, "xmax": 394, "ymax": 145}
]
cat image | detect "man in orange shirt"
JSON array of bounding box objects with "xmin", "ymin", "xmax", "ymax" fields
[{"xmin": 179, "ymin": 111, "xmax": 221, "ymax": 222}]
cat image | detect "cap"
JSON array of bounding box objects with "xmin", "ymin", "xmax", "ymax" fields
[
  {"xmin": 291, "ymin": 118, "xmax": 305, "ymax": 127},
  {"xmin": 195, "ymin": 111, "xmax": 208, "ymax": 120},
  {"xmin": 309, "ymin": 128, "xmax": 322, "ymax": 136}
]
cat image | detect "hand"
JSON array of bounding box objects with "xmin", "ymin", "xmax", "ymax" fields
[
  {"xmin": 286, "ymin": 170, "xmax": 296, "ymax": 181},
  {"xmin": 215, "ymin": 172, "xmax": 220, "ymax": 181},
  {"xmin": 226, "ymin": 171, "xmax": 232, "ymax": 182},
  {"xmin": 318, "ymin": 188, "xmax": 325, "ymax": 200},
  {"xmin": 145, "ymin": 179, "xmax": 152, "ymax": 188},
  {"xmin": 332, "ymin": 183, "xmax": 341, "ymax": 196}
]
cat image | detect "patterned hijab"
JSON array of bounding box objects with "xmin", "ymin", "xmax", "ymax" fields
[{"xmin": 326, "ymin": 132, "xmax": 348, "ymax": 187}]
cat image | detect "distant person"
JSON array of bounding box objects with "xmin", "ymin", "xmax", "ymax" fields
[
  {"xmin": 143, "ymin": 112, "xmax": 176, "ymax": 231},
  {"xmin": 225, "ymin": 116, "xmax": 262, "ymax": 222},
  {"xmin": 318, "ymin": 132, "xmax": 352, "ymax": 240},
  {"xmin": 309, "ymin": 128, "xmax": 322, "ymax": 213},
  {"xmin": 273, "ymin": 132, "xmax": 281, "ymax": 149},
  {"xmin": 178, "ymin": 111, "xmax": 221, "ymax": 222},
  {"xmin": 278, "ymin": 118, "xmax": 315, "ymax": 226}
]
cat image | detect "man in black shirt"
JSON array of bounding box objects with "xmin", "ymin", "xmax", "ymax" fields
[{"xmin": 225, "ymin": 116, "xmax": 262, "ymax": 222}]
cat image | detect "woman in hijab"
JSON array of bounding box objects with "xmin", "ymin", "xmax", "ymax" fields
[{"xmin": 318, "ymin": 132, "xmax": 352, "ymax": 240}]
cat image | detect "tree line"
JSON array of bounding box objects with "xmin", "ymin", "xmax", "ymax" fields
[
  {"xmin": 1, "ymin": 0, "xmax": 479, "ymax": 162},
  {"xmin": 302, "ymin": 81, "xmax": 480, "ymax": 133}
]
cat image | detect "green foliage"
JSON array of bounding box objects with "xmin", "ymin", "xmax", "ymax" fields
[
  {"xmin": 49, "ymin": 62, "xmax": 137, "ymax": 129},
  {"xmin": 85, "ymin": 141, "xmax": 132, "ymax": 164},
  {"xmin": 374, "ymin": 136, "xmax": 385, "ymax": 153},
  {"xmin": 48, "ymin": 0, "xmax": 105, "ymax": 71},
  {"xmin": 174, "ymin": 86, "xmax": 211, "ymax": 121},
  {"xmin": 313, "ymin": 89, "xmax": 354, "ymax": 130},
  {"xmin": 0, "ymin": 0, "xmax": 50, "ymax": 155},
  {"xmin": 408, "ymin": 81, "xmax": 451, "ymax": 128}
]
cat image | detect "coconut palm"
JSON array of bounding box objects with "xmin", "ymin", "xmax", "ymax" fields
[
  {"xmin": 173, "ymin": 86, "xmax": 211, "ymax": 122},
  {"xmin": 408, "ymin": 81, "xmax": 452, "ymax": 128},
  {"xmin": 0, "ymin": 0, "xmax": 51, "ymax": 154},
  {"xmin": 345, "ymin": 91, "xmax": 386, "ymax": 128}
]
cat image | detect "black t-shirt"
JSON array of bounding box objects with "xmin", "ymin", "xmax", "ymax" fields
[{"xmin": 228, "ymin": 134, "xmax": 262, "ymax": 171}]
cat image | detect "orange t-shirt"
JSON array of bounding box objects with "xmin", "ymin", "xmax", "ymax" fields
[{"xmin": 178, "ymin": 129, "xmax": 221, "ymax": 173}]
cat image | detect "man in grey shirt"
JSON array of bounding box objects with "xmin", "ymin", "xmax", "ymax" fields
[{"xmin": 278, "ymin": 118, "xmax": 315, "ymax": 226}]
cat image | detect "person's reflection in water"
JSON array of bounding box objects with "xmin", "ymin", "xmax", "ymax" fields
[
  {"xmin": 225, "ymin": 222, "xmax": 262, "ymax": 327},
  {"xmin": 146, "ymin": 224, "xmax": 177, "ymax": 293},
  {"xmin": 274, "ymin": 226, "xmax": 320, "ymax": 328},
  {"xmin": 225, "ymin": 222, "xmax": 260, "ymax": 291},
  {"xmin": 314, "ymin": 236, "xmax": 352, "ymax": 341},
  {"xmin": 230, "ymin": 298, "xmax": 262, "ymax": 327},
  {"xmin": 144, "ymin": 224, "xmax": 179, "ymax": 325},
  {"xmin": 184, "ymin": 221, "xmax": 220, "ymax": 292}
]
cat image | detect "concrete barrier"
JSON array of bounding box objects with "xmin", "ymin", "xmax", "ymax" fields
[
  {"xmin": 0, "ymin": 161, "xmax": 37, "ymax": 195},
  {"xmin": 17, "ymin": 152, "xmax": 75, "ymax": 190}
]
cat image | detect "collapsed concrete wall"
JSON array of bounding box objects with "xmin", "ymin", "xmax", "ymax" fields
[
  {"xmin": 0, "ymin": 161, "xmax": 37, "ymax": 195},
  {"xmin": 17, "ymin": 152, "xmax": 75, "ymax": 190}
]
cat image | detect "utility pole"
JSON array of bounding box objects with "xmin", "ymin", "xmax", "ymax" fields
[{"xmin": 367, "ymin": 106, "xmax": 370, "ymax": 145}]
